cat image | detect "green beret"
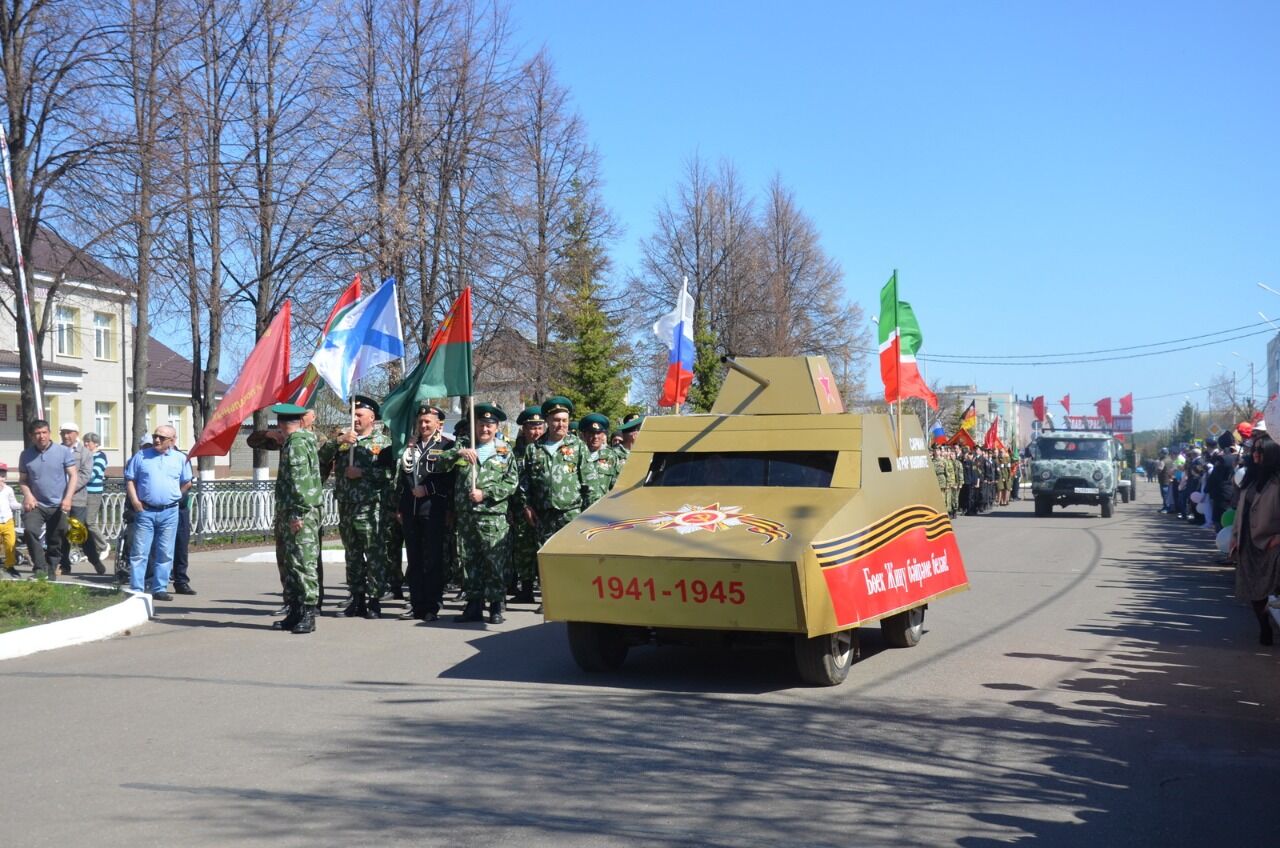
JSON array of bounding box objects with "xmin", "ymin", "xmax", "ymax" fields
[
  {"xmin": 580, "ymin": 412, "xmax": 610, "ymax": 434},
  {"xmin": 619, "ymin": 414, "xmax": 645, "ymax": 433},
  {"xmin": 516, "ymin": 405, "xmax": 545, "ymax": 426},
  {"xmin": 270, "ymin": 402, "xmax": 309, "ymax": 419},
  {"xmin": 473, "ymin": 402, "xmax": 507, "ymax": 423},
  {"xmin": 541, "ymin": 395, "xmax": 574, "ymax": 417},
  {"xmin": 353, "ymin": 394, "xmax": 381, "ymax": 419}
]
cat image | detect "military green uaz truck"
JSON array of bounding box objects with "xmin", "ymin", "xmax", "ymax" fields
[{"xmin": 1029, "ymin": 430, "xmax": 1119, "ymax": 518}]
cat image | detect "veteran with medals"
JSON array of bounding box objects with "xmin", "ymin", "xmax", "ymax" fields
[
  {"xmin": 508, "ymin": 405, "xmax": 546, "ymax": 604},
  {"xmin": 318, "ymin": 394, "xmax": 392, "ymax": 619},
  {"xmin": 519, "ymin": 396, "xmax": 599, "ymax": 546},
  {"xmin": 397, "ymin": 404, "xmax": 454, "ymax": 621},
  {"xmin": 452, "ymin": 404, "xmax": 520, "ymax": 624},
  {"xmin": 580, "ymin": 412, "xmax": 622, "ymax": 502}
]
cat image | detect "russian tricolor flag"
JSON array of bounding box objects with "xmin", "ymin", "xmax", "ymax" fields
[{"xmin": 653, "ymin": 277, "xmax": 696, "ymax": 407}]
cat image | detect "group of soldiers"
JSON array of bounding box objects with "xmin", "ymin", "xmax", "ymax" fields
[
  {"xmin": 261, "ymin": 395, "xmax": 643, "ymax": 634},
  {"xmin": 930, "ymin": 444, "xmax": 1019, "ymax": 518}
]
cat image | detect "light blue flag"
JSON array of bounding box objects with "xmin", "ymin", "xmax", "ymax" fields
[{"xmin": 309, "ymin": 277, "xmax": 404, "ymax": 400}]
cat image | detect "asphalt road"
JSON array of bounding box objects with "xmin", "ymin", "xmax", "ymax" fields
[{"xmin": 3, "ymin": 484, "xmax": 1279, "ymax": 847}]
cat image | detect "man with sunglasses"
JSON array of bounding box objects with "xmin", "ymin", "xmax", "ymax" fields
[{"xmin": 123, "ymin": 425, "xmax": 193, "ymax": 601}]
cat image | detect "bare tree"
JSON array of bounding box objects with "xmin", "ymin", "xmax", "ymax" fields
[{"xmin": 0, "ymin": 0, "xmax": 116, "ymax": 431}]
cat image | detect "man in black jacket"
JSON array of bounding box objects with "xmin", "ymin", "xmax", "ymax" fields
[{"xmin": 397, "ymin": 405, "xmax": 455, "ymax": 621}]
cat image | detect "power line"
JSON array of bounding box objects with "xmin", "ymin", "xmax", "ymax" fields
[
  {"xmin": 920, "ymin": 318, "xmax": 1275, "ymax": 363},
  {"xmin": 918, "ymin": 326, "xmax": 1274, "ymax": 366}
]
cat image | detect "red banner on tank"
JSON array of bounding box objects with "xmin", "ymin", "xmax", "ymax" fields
[{"xmin": 813, "ymin": 507, "xmax": 968, "ymax": 626}]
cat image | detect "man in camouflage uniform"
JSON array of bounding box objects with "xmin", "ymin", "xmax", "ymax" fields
[
  {"xmin": 519, "ymin": 396, "xmax": 598, "ymax": 546},
  {"xmin": 271, "ymin": 403, "xmax": 322, "ymax": 634},
  {"xmin": 931, "ymin": 445, "xmax": 949, "ymax": 513},
  {"xmin": 581, "ymin": 412, "xmax": 622, "ymax": 502},
  {"xmin": 452, "ymin": 403, "xmax": 520, "ymax": 624},
  {"xmin": 508, "ymin": 405, "xmax": 545, "ymax": 604},
  {"xmin": 318, "ymin": 395, "xmax": 391, "ymax": 619}
]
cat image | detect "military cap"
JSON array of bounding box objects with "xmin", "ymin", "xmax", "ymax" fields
[
  {"xmin": 473, "ymin": 402, "xmax": 507, "ymax": 423},
  {"xmin": 417, "ymin": 404, "xmax": 446, "ymax": 422},
  {"xmin": 580, "ymin": 412, "xmax": 610, "ymax": 434},
  {"xmin": 619, "ymin": 414, "xmax": 645, "ymax": 433},
  {"xmin": 516, "ymin": 405, "xmax": 545, "ymax": 426},
  {"xmin": 541, "ymin": 395, "xmax": 574, "ymax": 417},
  {"xmin": 353, "ymin": 394, "xmax": 381, "ymax": 419},
  {"xmin": 270, "ymin": 402, "xmax": 309, "ymax": 420},
  {"xmin": 569, "ymin": 420, "xmax": 579, "ymax": 432},
  {"xmin": 453, "ymin": 418, "xmax": 470, "ymax": 436}
]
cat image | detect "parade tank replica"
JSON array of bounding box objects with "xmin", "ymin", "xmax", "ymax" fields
[{"xmin": 538, "ymin": 356, "xmax": 970, "ymax": 685}]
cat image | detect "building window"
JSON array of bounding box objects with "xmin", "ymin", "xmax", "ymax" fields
[
  {"xmin": 167, "ymin": 406, "xmax": 184, "ymax": 445},
  {"xmin": 54, "ymin": 305, "xmax": 80, "ymax": 357},
  {"xmin": 95, "ymin": 402, "xmax": 114, "ymax": 448},
  {"xmin": 93, "ymin": 312, "xmax": 117, "ymax": 360}
]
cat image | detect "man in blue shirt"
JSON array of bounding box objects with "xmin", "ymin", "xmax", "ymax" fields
[
  {"xmin": 124, "ymin": 424, "xmax": 193, "ymax": 600},
  {"xmin": 17, "ymin": 419, "xmax": 77, "ymax": 580}
]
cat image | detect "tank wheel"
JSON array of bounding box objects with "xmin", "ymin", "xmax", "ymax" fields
[
  {"xmin": 881, "ymin": 605, "xmax": 926, "ymax": 648},
  {"xmin": 567, "ymin": 622, "xmax": 628, "ymax": 672},
  {"xmin": 794, "ymin": 628, "xmax": 858, "ymax": 686},
  {"xmin": 1034, "ymin": 495, "xmax": 1052, "ymax": 517},
  {"xmin": 1101, "ymin": 496, "xmax": 1114, "ymax": 518}
]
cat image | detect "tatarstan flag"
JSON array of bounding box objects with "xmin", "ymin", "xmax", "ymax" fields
[
  {"xmin": 382, "ymin": 287, "xmax": 473, "ymax": 454},
  {"xmin": 878, "ymin": 271, "xmax": 937, "ymax": 409},
  {"xmin": 278, "ymin": 274, "xmax": 363, "ymax": 407}
]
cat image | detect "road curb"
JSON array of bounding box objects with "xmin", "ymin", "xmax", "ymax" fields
[{"xmin": 0, "ymin": 583, "xmax": 153, "ymax": 662}]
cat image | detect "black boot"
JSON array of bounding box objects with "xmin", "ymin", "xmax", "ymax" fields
[
  {"xmin": 454, "ymin": 600, "xmax": 484, "ymax": 623},
  {"xmin": 343, "ymin": 594, "xmax": 365, "ymax": 617},
  {"xmin": 292, "ymin": 605, "xmax": 316, "ymax": 634},
  {"xmin": 512, "ymin": 581, "xmax": 535, "ymax": 604},
  {"xmin": 272, "ymin": 603, "xmax": 303, "ymax": 631},
  {"xmin": 363, "ymin": 597, "xmax": 382, "ymax": 619},
  {"xmin": 488, "ymin": 601, "xmax": 505, "ymax": 625}
]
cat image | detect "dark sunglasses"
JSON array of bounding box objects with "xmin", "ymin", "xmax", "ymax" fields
[{"xmin": 151, "ymin": 434, "xmax": 171, "ymax": 443}]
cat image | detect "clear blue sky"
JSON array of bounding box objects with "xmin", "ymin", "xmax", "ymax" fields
[{"xmin": 511, "ymin": 1, "xmax": 1279, "ymax": 430}]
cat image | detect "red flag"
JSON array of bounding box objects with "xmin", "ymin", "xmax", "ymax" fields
[
  {"xmin": 189, "ymin": 302, "xmax": 293, "ymax": 458},
  {"xmin": 983, "ymin": 417, "xmax": 1000, "ymax": 449},
  {"xmin": 1061, "ymin": 394, "xmax": 1071, "ymax": 415},
  {"xmin": 1032, "ymin": 396, "xmax": 1046, "ymax": 421},
  {"xmin": 1095, "ymin": 397, "xmax": 1113, "ymax": 424},
  {"xmin": 1118, "ymin": 393, "xmax": 1133, "ymax": 415}
]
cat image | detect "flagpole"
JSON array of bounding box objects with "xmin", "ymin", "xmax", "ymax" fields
[
  {"xmin": 894, "ymin": 269, "xmax": 902, "ymax": 454},
  {"xmin": 467, "ymin": 394, "xmax": 477, "ymax": 489},
  {"xmin": 0, "ymin": 123, "xmax": 44, "ymax": 419}
]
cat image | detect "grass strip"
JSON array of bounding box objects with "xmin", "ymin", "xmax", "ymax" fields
[{"xmin": 0, "ymin": 580, "xmax": 124, "ymax": 635}]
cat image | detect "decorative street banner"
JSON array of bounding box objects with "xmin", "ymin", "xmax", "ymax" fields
[
  {"xmin": 811, "ymin": 505, "xmax": 969, "ymax": 627},
  {"xmin": 1062, "ymin": 415, "xmax": 1113, "ymax": 431}
]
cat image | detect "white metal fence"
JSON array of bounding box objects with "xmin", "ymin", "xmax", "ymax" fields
[{"xmin": 97, "ymin": 481, "xmax": 341, "ymax": 542}]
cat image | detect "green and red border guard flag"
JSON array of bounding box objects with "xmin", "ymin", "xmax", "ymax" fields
[
  {"xmin": 382, "ymin": 287, "xmax": 474, "ymax": 454},
  {"xmin": 278, "ymin": 274, "xmax": 363, "ymax": 407},
  {"xmin": 878, "ymin": 271, "xmax": 937, "ymax": 409},
  {"xmin": 189, "ymin": 301, "xmax": 292, "ymax": 458}
]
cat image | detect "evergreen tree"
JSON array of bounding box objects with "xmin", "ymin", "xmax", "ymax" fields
[
  {"xmin": 1172, "ymin": 401, "xmax": 1196, "ymax": 443},
  {"xmin": 552, "ymin": 194, "xmax": 631, "ymax": 422},
  {"xmin": 687, "ymin": 307, "xmax": 722, "ymax": 412}
]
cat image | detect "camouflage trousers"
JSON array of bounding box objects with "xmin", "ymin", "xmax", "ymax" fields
[
  {"xmin": 457, "ymin": 512, "xmax": 510, "ymax": 604},
  {"xmin": 534, "ymin": 507, "xmax": 580, "ymax": 547},
  {"xmin": 384, "ymin": 509, "xmax": 404, "ymax": 594},
  {"xmin": 275, "ymin": 508, "xmax": 320, "ymax": 605},
  {"xmin": 338, "ymin": 504, "xmax": 384, "ymax": 599},
  {"xmin": 442, "ymin": 523, "xmax": 463, "ymax": 589},
  {"xmin": 510, "ymin": 512, "xmax": 539, "ymax": 585},
  {"xmin": 948, "ymin": 487, "xmax": 959, "ymax": 515}
]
